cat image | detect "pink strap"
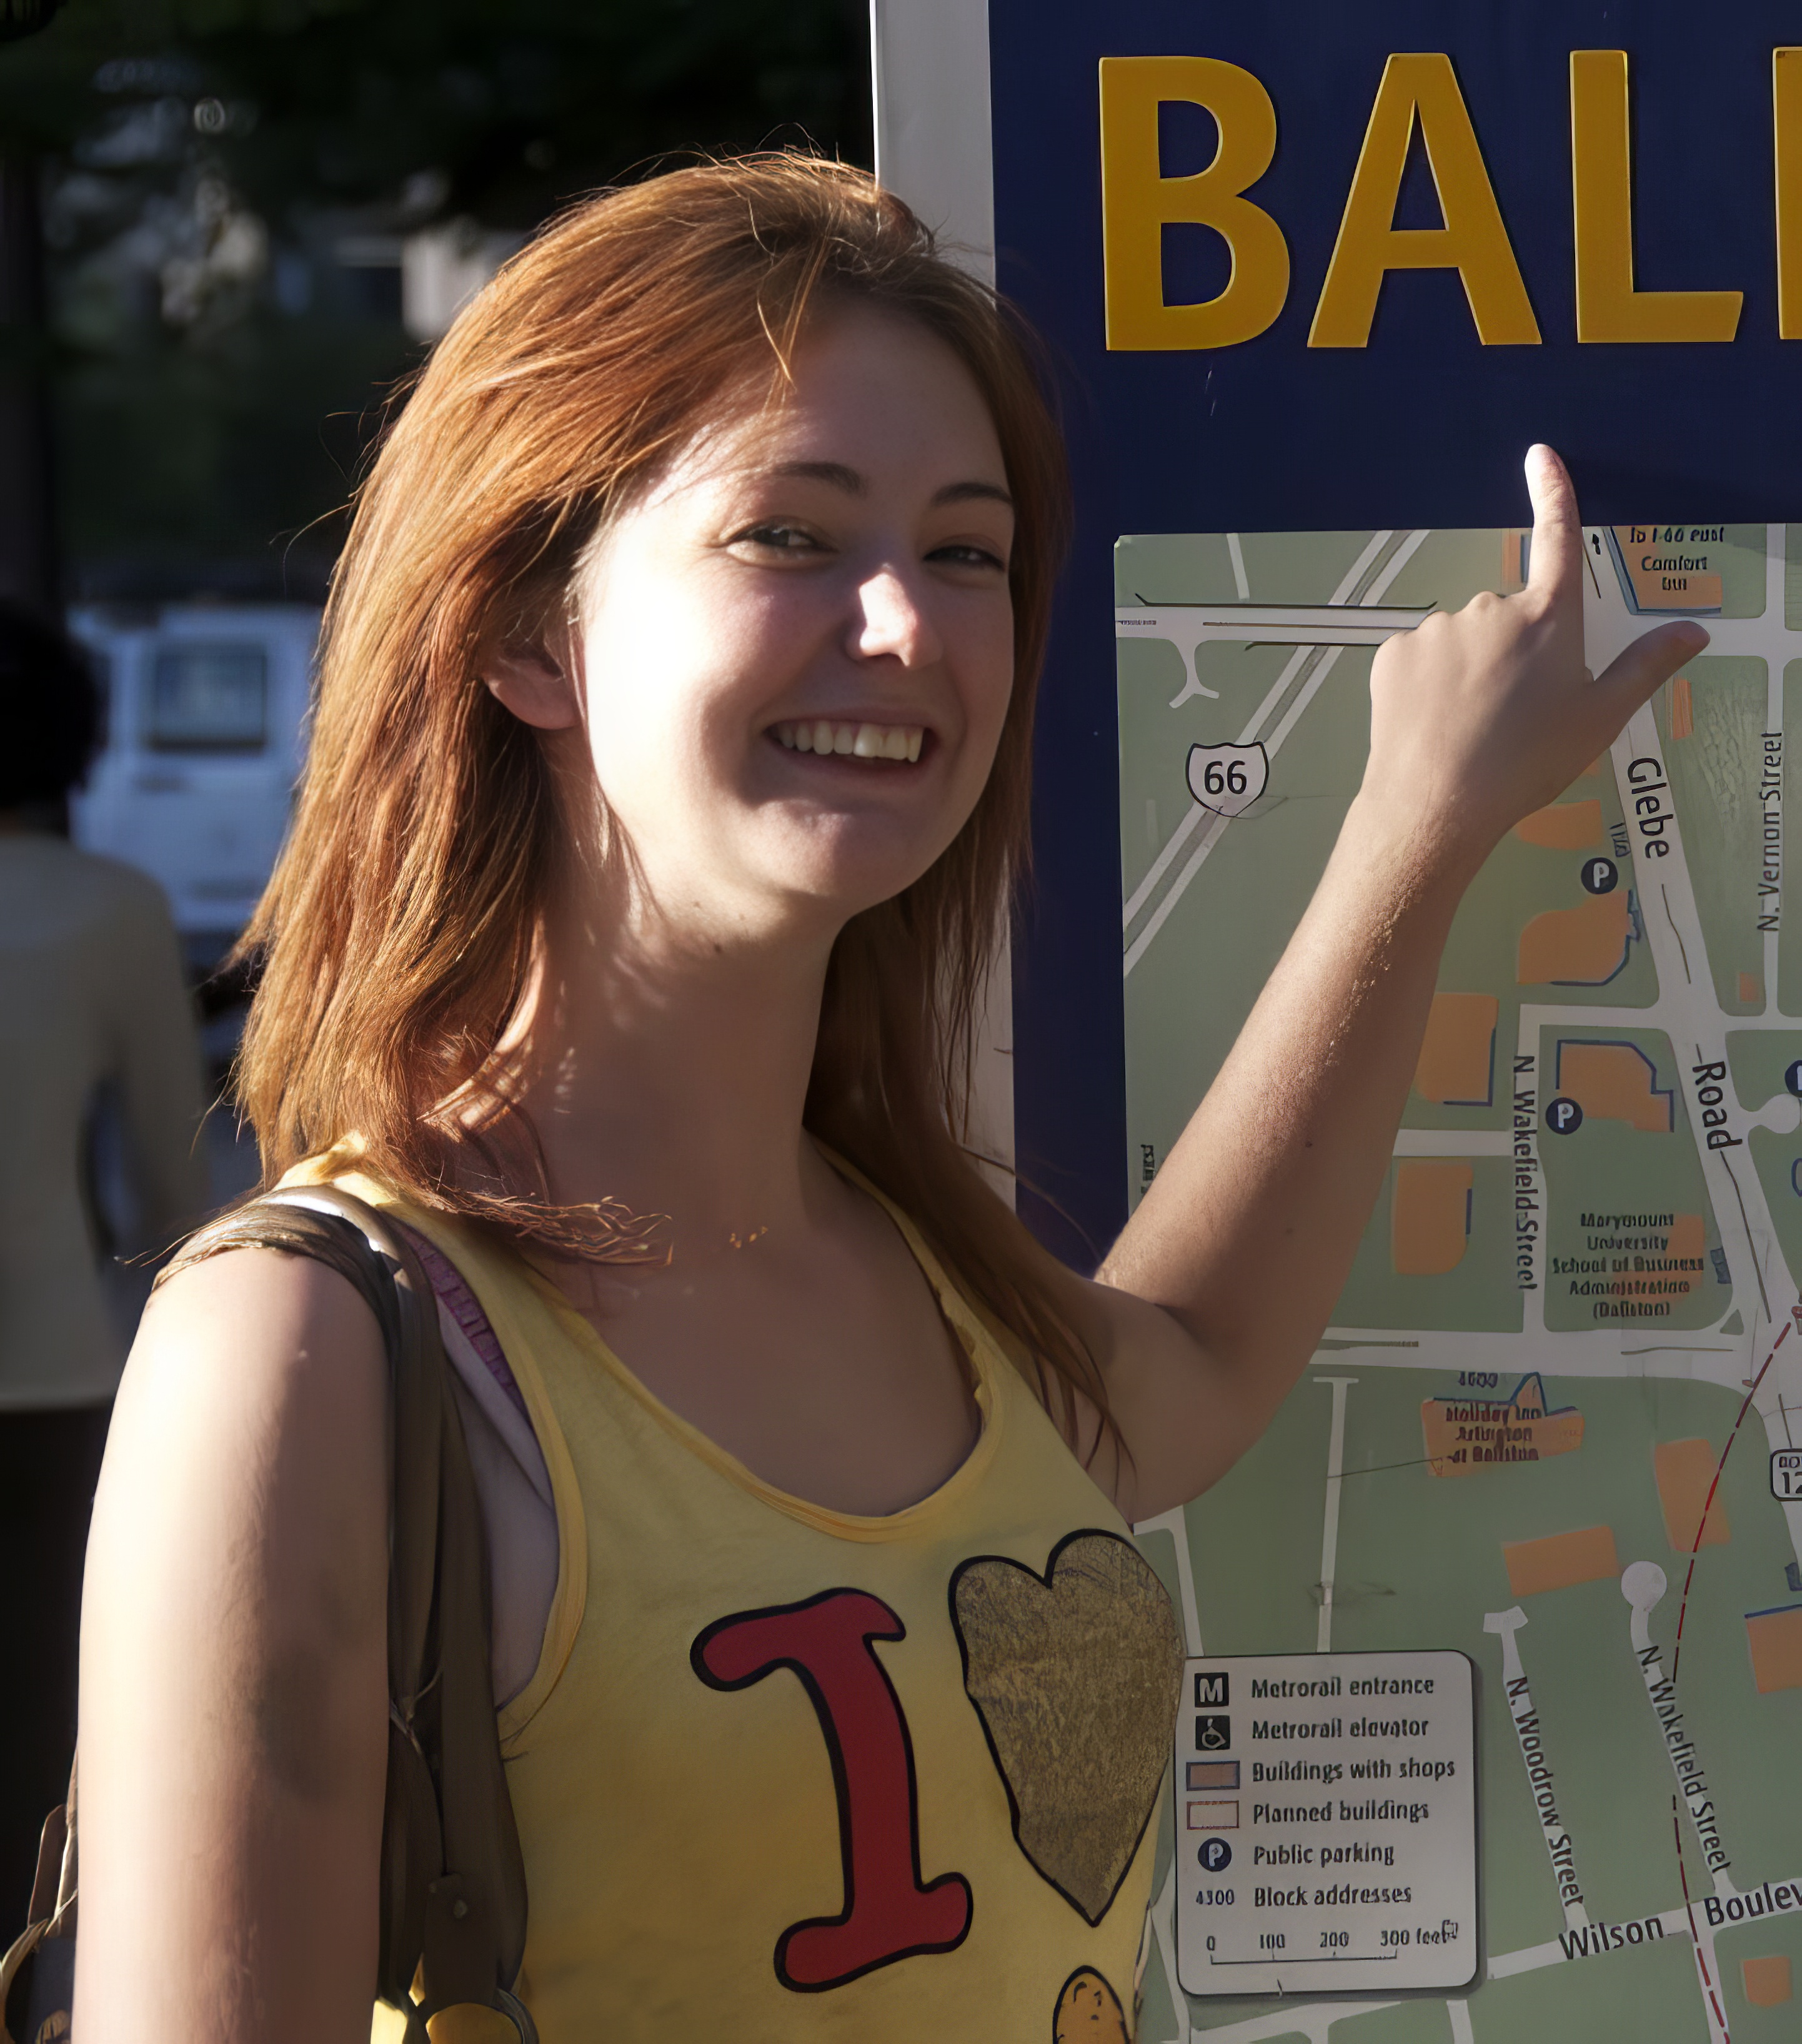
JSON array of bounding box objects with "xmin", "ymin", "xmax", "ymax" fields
[{"xmin": 392, "ymin": 1220, "xmax": 530, "ymax": 1424}]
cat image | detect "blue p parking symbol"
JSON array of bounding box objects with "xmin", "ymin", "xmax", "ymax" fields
[
  {"xmin": 1545, "ymin": 1096, "xmax": 1583, "ymax": 1135},
  {"xmin": 1197, "ymin": 1838, "xmax": 1232, "ymax": 1873}
]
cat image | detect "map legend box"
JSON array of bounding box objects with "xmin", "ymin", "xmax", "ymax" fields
[
  {"xmin": 1186, "ymin": 1760, "xmax": 1239, "ymax": 1792},
  {"xmin": 1186, "ymin": 1800, "xmax": 1240, "ymax": 1830},
  {"xmin": 1175, "ymin": 1650, "xmax": 1477, "ymax": 1997}
]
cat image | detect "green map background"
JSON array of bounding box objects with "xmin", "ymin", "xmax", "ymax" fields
[{"xmin": 1119, "ymin": 527, "xmax": 1802, "ymax": 2044}]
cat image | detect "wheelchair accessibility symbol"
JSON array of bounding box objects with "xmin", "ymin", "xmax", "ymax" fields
[{"xmin": 1196, "ymin": 1714, "xmax": 1232, "ymax": 1750}]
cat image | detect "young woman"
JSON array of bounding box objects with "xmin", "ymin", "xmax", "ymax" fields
[{"xmin": 74, "ymin": 156, "xmax": 1702, "ymax": 2043}]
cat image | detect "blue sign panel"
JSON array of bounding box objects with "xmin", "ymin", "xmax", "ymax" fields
[{"xmin": 990, "ymin": 0, "xmax": 1802, "ymax": 1259}]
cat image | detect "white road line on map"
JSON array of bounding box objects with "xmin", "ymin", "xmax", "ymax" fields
[
  {"xmin": 1160, "ymin": 2002, "xmax": 1397, "ymax": 2044},
  {"xmin": 1513, "ymin": 1008, "xmax": 1548, "ymax": 1336},
  {"xmin": 1756, "ymin": 1399, "xmax": 1802, "ymax": 1572},
  {"xmin": 1484, "ymin": 1606, "xmax": 1590, "ymax": 1930},
  {"xmin": 1315, "ymin": 1377, "xmax": 1356, "ymax": 1652},
  {"xmin": 1446, "ymin": 1998, "xmax": 1476, "ymax": 2044},
  {"xmin": 1583, "ymin": 531, "xmax": 1802, "ymax": 1449},
  {"xmin": 1122, "ymin": 528, "xmax": 1395, "ymax": 933},
  {"xmin": 1623, "ymin": 1564, "xmax": 1735, "ymax": 1898},
  {"xmin": 1125, "ymin": 534, "xmax": 1427, "ymax": 976},
  {"xmin": 1264, "ymin": 532, "xmax": 1432, "ymax": 765},
  {"xmin": 1393, "ymin": 1130, "xmax": 1513, "ymax": 1156},
  {"xmin": 1227, "ymin": 531, "xmax": 1250, "ymax": 599},
  {"xmin": 1132, "ymin": 1505, "xmax": 1203, "ymax": 1656}
]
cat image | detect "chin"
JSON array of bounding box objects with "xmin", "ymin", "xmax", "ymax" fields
[{"xmin": 764, "ymin": 820, "xmax": 951, "ymax": 915}]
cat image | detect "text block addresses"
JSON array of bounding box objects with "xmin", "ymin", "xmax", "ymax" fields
[{"xmin": 1177, "ymin": 1650, "xmax": 1478, "ymax": 1996}]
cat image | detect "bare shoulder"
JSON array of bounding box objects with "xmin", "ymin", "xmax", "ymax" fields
[
  {"xmin": 78, "ymin": 1246, "xmax": 392, "ymax": 2041},
  {"xmin": 978, "ymin": 1216, "xmax": 1237, "ymax": 1523},
  {"xmin": 89, "ymin": 1243, "xmax": 391, "ymax": 1750},
  {"xmin": 112, "ymin": 1243, "xmax": 388, "ymax": 1498},
  {"xmin": 941, "ymin": 1200, "xmax": 1208, "ymax": 1517}
]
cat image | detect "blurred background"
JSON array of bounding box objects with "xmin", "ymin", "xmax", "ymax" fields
[
  {"xmin": 2, "ymin": 0, "xmax": 871, "ymax": 1223},
  {"xmin": 0, "ymin": 0, "xmax": 871, "ymax": 1925}
]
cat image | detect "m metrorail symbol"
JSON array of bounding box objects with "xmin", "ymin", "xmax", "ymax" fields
[{"xmin": 1195, "ymin": 1672, "xmax": 1230, "ymax": 1707}]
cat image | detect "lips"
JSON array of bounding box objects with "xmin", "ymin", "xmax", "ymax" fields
[{"xmin": 772, "ymin": 718, "xmax": 924, "ymax": 763}]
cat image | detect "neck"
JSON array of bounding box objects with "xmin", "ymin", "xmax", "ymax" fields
[{"xmin": 507, "ymin": 885, "xmax": 839, "ymax": 1256}]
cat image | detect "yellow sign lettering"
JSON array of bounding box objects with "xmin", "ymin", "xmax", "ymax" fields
[
  {"xmin": 1570, "ymin": 49, "xmax": 1741, "ymax": 343},
  {"xmin": 1310, "ymin": 52, "xmax": 1540, "ymax": 349},
  {"xmin": 1775, "ymin": 49, "xmax": 1802, "ymax": 338},
  {"xmin": 1098, "ymin": 54, "xmax": 1290, "ymax": 350}
]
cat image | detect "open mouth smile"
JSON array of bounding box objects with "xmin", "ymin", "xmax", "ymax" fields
[{"xmin": 772, "ymin": 720, "xmax": 925, "ymax": 763}]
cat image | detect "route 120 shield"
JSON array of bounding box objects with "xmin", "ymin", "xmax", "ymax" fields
[{"xmin": 1186, "ymin": 742, "xmax": 1268, "ymax": 818}]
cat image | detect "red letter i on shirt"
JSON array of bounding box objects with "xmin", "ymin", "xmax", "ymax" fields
[{"xmin": 694, "ymin": 1589, "xmax": 973, "ymax": 1989}]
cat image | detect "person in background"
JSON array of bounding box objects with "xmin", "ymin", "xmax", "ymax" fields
[{"xmin": 0, "ymin": 600, "xmax": 207, "ymax": 1916}]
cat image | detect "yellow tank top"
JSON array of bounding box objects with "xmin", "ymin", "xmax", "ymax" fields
[{"xmin": 323, "ymin": 1159, "xmax": 1184, "ymax": 2043}]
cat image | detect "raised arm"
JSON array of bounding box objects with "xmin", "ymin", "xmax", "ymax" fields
[
  {"xmin": 1090, "ymin": 449, "xmax": 1706, "ymax": 1522},
  {"xmin": 75, "ymin": 1249, "xmax": 389, "ymax": 2044}
]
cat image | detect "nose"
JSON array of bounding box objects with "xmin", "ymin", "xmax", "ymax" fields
[{"xmin": 852, "ymin": 565, "xmax": 943, "ymax": 668}]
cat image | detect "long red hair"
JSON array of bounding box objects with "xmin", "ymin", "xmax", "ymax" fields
[{"xmin": 236, "ymin": 154, "xmax": 1107, "ymax": 1436}]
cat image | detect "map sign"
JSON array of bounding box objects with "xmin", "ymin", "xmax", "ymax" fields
[
  {"xmin": 1174, "ymin": 1650, "xmax": 1478, "ymax": 1997},
  {"xmin": 1119, "ymin": 525, "xmax": 1802, "ymax": 2042}
]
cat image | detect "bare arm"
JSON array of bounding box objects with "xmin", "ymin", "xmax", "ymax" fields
[
  {"xmin": 76, "ymin": 1249, "xmax": 389, "ymax": 2044},
  {"xmin": 1088, "ymin": 449, "xmax": 1706, "ymax": 1522}
]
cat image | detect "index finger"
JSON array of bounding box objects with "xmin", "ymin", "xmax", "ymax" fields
[{"xmin": 1522, "ymin": 442, "xmax": 1583, "ymax": 611}]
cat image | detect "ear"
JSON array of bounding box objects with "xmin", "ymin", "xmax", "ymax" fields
[{"xmin": 481, "ymin": 638, "xmax": 580, "ymax": 731}]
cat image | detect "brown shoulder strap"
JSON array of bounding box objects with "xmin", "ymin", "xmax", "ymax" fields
[{"xmin": 161, "ymin": 1188, "xmax": 533, "ymax": 2038}]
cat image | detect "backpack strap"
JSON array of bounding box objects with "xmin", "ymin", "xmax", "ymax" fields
[
  {"xmin": 166, "ymin": 1187, "xmax": 534, "ymax": 2040},
  {"xmin": 0, "ymin": 1188, "xmax": 536, "ymax": 2044}
]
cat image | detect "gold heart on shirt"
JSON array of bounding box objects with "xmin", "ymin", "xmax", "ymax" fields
[{"xmin": 950, "ymin": 1529, "xmax": 1185, "ymax": 1925}]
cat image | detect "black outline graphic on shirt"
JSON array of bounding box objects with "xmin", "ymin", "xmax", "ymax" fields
[
  {"xmin": 692, "ymin": 1587, "xmax": 975, "ymax": 1992},
  {"xmin": 949, "ymin": 1527, "xmax": 1179, "ymax": 1928}
]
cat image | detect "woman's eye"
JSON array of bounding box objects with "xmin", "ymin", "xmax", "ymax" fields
[
  {"xmin": 735, "ymin": 523, "xmax": 820, "ymax": 553},
  {"xmin": 931, "ymin": 542, "xmax": 1008, "ymax": 572}
]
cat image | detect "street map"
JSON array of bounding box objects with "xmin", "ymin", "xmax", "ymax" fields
[{"xmin": 1117, "ymin": 525, "xmax": 1802, "ymax": 2044}]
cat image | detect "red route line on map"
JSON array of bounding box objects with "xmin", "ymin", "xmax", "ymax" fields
[
  {"xmin": 1676, "ymin": 1798, "xmax": 1731, "ymax": 2043},
  {"xmin": 1661, "ymin": 1309, "xmax": 1794, "ymax": 2044},
  {"xmin": 1671, "ymin": 1315, "xmax": 1789, "ymax": 1684}
]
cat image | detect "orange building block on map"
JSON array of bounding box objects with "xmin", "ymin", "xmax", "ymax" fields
[
  {"xmin": 1742, "ymin": 1954, "xmax": 1793, "ymax": 2007},
  {"xmin": 1611, "ymin": 529, "xmax": 1725, "ymax": 612},
  {"xmin": 1413, "ymin": 993, "xmax": 1498, "ymax": 1105},
  {"xmin": 1654, "ymin": 1437, "xmax": 1731, "ymax": 1552},
  {"xmin": 1421, "ymin": 1372, "xmax": 1583, "ymax": 1477},
  {"xmin": 1503, "ymin": 1526, "xmax": 1619, "ymax": 1597},
  {"xmin": 1552, "ymin": 1042, "xmax": 1674, "ymax": 1132},
  {"xmin": 1746, "ymin": 1606, "xmax": 1802, "ymax": 1694},
  {"xmin": 1514, "ymin": 799, "xmax": 1603, "ymax": 851},
  {"xmin": 1391, "ymin": 1161, "xmax": 1472, "ymax": 1275},
  {"xmin": 1518, "ymin": 891, "xmax": 1632, "ymax": 985}
]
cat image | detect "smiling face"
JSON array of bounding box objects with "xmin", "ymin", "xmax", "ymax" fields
[{"xmin": 495, "ymin": 299, "xmax": 1018, "ymax": 956}]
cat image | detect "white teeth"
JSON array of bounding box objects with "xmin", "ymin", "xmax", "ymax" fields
[{"xmin": 772, "ymin": 720, "xmax": 927, "ymax": 763}]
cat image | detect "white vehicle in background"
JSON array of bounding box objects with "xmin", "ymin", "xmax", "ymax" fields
[{"xmin": 69, "ymin": 603, "xmax": 319, "ymax": 973}]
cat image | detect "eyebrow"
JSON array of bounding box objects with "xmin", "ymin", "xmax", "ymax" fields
[{"xmin": 765, "ymin": 460, "xmax": 1013, "ymax": 511}]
